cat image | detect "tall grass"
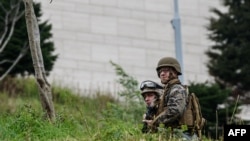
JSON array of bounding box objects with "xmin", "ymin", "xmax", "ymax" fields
[{"xmin": 0, "ymin": 65, "xmax": 217, "ymax": 141}]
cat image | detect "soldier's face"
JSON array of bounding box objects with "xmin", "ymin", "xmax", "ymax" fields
[
  {"xmin": 159, "ymin": 67, "xmax": 171, "ymax": 84},
  {"xmin": 144, "ymin": 93, "xmax": 157, "ymax": 107}
]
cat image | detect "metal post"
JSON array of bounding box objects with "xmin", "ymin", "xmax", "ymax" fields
[{"xmin": 171, "ymin": 0, "xmax": 184, "ymax": 83}]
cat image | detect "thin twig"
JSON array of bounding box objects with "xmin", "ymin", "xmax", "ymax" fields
[{"xmin": 229, "ymin": 94, "xmax": 240, "ymax": 124}]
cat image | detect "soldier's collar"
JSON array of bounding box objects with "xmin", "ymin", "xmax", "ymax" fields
[{"xmin": 163, "ymin": 78, "xmax": 181, "ymax": 89}]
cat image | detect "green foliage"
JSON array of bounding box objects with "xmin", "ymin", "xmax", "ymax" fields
[
  {"xmin": 0, "ymin": 0, "xmax": 57, "ymax": 76},
  {"xmin": 90, "ymin": 61, "xmax": 145, "ymax": 140},
  {"xmin": 109, "ymin": 61, "xmax": 145, "ymax": 122},
  {"xmin": 0, "ymin": 75, "xmax": 220, "ymax": 140},
  {"xmin": 0, "ymin": 104, "xmax": 88, "ymax": 141},
  {"xmin": 21, "ymin": 77, "xmax": 39, "ymax": 98},
  {"xmin": 206, "ymin": 0, "xmax": 250, "ymax": 91},
  {"xmin": 0, "ymin": 76, "xmax": 39, "ymax": 99},
  {"xmin": 109, "ymin": 61, "xmax": 141, "ymax": 100},
  {"xmin": 95, "ymin": 104, "xmax": 142, "ymax": 140},
  {"xmin": 52, "ymin": 86, "xmax": 81, "ymax": 105},
  {"xmin": 5, "ymin": 105, "xmax": 45, "ymax": 140}
]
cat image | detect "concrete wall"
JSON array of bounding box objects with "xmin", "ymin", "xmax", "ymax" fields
[{"xmin": 37, "ymin": 0, "xmax": 224, "ymax": 95}]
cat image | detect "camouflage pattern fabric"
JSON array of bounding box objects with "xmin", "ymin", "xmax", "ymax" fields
[{"xmin": 152, "ymin": 79, "xmax": 188, "ymax": 128}]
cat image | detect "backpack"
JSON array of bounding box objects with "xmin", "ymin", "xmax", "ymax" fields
[{"xmin": 179, "ymin": 86, "xmax": 206, "ymax": 140}]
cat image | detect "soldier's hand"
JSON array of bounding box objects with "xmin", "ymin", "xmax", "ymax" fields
[
  {"xmin": 143, "ymin": 114, "xmax": 146, "ymax": 120},
  {"xmin": 142, "ymin": 119, "xmax": 153, "ymax": 127}
]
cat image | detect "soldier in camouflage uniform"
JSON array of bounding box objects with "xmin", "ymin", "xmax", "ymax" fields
[
  {"xmin": 140, "ymin": 80, "xmax": 163, "ymax": 133},
  {"xmin": 143, "ymin": 57, "xmax": 198, "ymax": 141}
]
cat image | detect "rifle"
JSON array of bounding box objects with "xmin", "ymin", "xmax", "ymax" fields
[{"xmin": 141, "ymin": 106, "xmax": 158, "ymax": 133}]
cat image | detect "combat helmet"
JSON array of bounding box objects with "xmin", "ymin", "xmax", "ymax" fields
[
  {"xmin": 140, "ymin": 80, "xmax": 163, "ymax": 97},
  {"xmin": 156, "ymin": 57, "xmax": 182, "ymax": 77}
]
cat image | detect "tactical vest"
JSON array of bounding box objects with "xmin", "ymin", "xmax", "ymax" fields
[{"xmin": 152, "ymin": 79, "xmax": 206, "ymax": 140}]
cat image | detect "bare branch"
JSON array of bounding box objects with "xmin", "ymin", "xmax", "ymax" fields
[
  {"xmin": 0, "ymin": 14, "xmax": 9, "ymax": 46},
  {"xmin": 0, "ymin": 0, "xmax": 24, "ymax": 53},
  {"xmin": 0, "ymin": 59, "xmax": 13, "ymax": 64},
  {"xmin": 15, "ymin": 11, "xmax": 25, "ymax": 22},
  {"xmin": 0, "ymin": 43, "xmax": 28, "ymax": 81}
]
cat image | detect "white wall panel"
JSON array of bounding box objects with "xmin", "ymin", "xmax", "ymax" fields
[{"xmin": 37, "ymin": 0, "xmax": 224, "ymax": 95}]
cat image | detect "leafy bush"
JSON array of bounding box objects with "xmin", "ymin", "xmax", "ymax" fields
[{"xmin": 110, "ymin": 61, "xmax": 145, "ymax": 122}]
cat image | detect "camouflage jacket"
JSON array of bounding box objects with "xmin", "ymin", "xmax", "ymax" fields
[{"xmin": 152, "ymin": 79, "xmax": 188, "ymax": 128}]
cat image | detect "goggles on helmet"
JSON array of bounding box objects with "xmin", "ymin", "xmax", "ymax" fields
[{"xmin": 140, "ymin": 80, "xmax": 163, "ymax": 91}]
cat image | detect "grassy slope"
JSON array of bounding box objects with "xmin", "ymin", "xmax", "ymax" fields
[
  {"xmin": 0, "ymin": 77, "xmax": 217, "ymax": 141},
  {"xmin": 0, "ymin": 77, "xmax": 142, "ymax": 141}
]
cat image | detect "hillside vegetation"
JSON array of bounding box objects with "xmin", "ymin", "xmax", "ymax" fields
[{"xmin": 0, "ymin": 63, "xmax": 220, "ymax": 141}]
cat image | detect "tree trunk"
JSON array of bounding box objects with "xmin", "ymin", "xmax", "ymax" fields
[{"xmin": 23, "ymin": 0, "xmax": 55, "ymax": 122}]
